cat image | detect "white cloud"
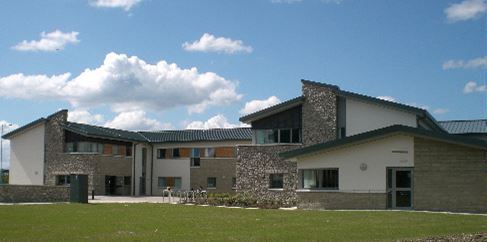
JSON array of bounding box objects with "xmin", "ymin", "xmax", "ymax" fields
[
  {"xmin": 0, "ymin": 121, "xmax": 20, "ymax": 170},
  {"xmin": 104, "ymin": 110, "xmax": 173, "ymax": 131},
  {"xmin": 185, "ymin": 114, "xmax": 246, "ymax": 129},
  {"xmin": 376, "ymin": 96, "xmax": 396, "ymax": 102},
  {"xmin": 89, "ymin": 0, "xmax": 142, "ymax": 11},
  {"xmin": 240, "ymin": 96, "xmax": 281, "ymax": 115},
  {"xmin": 183, "ymin": 33, "xmax": 253, "ymax": 54},
  {"xmin": 445, "ymin": 0, "xmax": 487, "ymax": 22},
  {"xmin": 12, "ymin": 30, "xmax": 79, "ymax": 52},
  {"xmin": 432, "ymin": 108, "xmax": 450, "ymax": 115},
  {"xmin": 67, "ymin": 109, "xmax": 105, "ymax": 124},
  {"xmin": 442, "ymin": 56, "xmax": 487, "ymax": 70},
  {"xmin": 0, "ymin": 52, "xmax": 242, "ymax": 114},
  {"xmin": 463, "ymin": 81, "xmax": 487, "ymax": 93}
]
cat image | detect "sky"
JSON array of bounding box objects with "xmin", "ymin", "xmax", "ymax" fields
[{"xmin": 0, "ymin": 0, "xmax": 486, "ymax": 168}]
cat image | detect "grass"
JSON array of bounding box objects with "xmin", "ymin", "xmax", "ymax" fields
[{"xmin": 0, "ymin": 204, "xmax": 486, "ymax": 241}]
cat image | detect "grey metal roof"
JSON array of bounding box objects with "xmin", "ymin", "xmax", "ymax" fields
[
  {"xmin": 439, "ymin": 119, "xmax": 487, "ymax": 134},
  {"xmin": 280, "ymin": 125, "xmax": 487, "ymax": 159},
  {"xmin": 63, "ymin": 122, "xmax": 148, "ymax": 142},
  {"xmin": 139, "ymin": 128, "xmax": 252, "ymax": 143}
]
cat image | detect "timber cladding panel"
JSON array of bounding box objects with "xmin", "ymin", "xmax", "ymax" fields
[
  {"xmin": 413, "ymin": 137, "xmax": 487, "ymax": 213},
  {"xmin": 179, "ymin": 148, "xmax": 190, "ymax": 158},
  {"xmin": 103, "ymin": 144, "xmax": 112, "ymax": 155},
  {"xmin": 215, "ymin": 147, "xmax": 235, "ymax": 158}
]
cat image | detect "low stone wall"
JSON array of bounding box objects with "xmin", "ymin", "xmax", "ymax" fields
[
  {"xmin": 0, "ymin": 184, "xmax": 69, "ymax": 203},
  {"xmin": 298, "ymin": 192, "xmax": 387, "ymax": 210}
]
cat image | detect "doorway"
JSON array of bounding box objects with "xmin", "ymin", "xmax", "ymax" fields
[
  {"xmin": 105, "ymin": 176, "xmax": 117, "ymax": 195},
  {"xmin": 387, "ymin": 168, "xmax": 413, "ymax": 209}
]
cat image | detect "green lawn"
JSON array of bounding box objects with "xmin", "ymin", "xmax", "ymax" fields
[{"xmin": 0, "ymin": 204, "xmax": 486, "ymax": 241}]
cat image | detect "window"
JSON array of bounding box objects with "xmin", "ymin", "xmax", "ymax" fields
[
  {"xmin": 232, "ymin": 177, "xmax": 237, "ymax": 188},
  {"xmin": 255, "ymin": 129, "xmax": 301, "ymax": 144},
  {"xmin": 56, "ymin": 175, "xmax": 70, "ymax": 185},
  {"xmin": 190, "ymin": 148, "xmax": 200, "ymax": 167},
  {"xmin": 112, "ymin": 145, "xmax": 119, "ymax": 155},
  {"xmin": 157, "ymin": 149, "xmax": 166, "ymax": 159},
  {"xmin": 207, "ymin": 177, "xmax": 216, "ymax": 189},
  {"xmin": 269, "ymin": 173, "xmax": 284, "ymax": 189},
  {"xmin": 125, "ymin": 145, "xmax": 132, "ymax": 156},
  {"xmin": 205, "ymin": 148, "xmax": 215, "ymax": 158},
  {"xmin": 172, "ymin": 148, "xmax": 180, "ymax": 158},
  {"xmin": 65, "ymin": 142, "xmax": 103, "ymax": 153},
  {"xmin": 124, "ymin": 176, "xmax": 131, "ymax": 186},
  {"xmin": 300, "ymin": 169, "xmax": 338, "ymax": 190},
  {"xmin": 339, "ymin": 127, "xmax": 346, "ymax": 139},
  {"xmin": 158, "ymin": 177, "xmax": 182, "ymax": 190}
]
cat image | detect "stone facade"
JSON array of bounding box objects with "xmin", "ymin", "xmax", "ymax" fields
[
  {"xmin": 414, "ymin": 137, "xmax": 487, "ymax": 213},
  {"xmin": 44, "ymin": 110, "xmax": 132, "ymax": 195},
  {"xmin": 0, "ymin": 184, "xmax": 69, "ymax": 203},
  {"xmin": 301, "ymin": 81, "xmax": 338, "ymax": 146},
  {"xmin": 190, "ymin": 158, "xmax": 237, "ymax": 193},
  {"xmin": 236, "ymin": 145, "xmax": 301, "ymax": 206},
  {"xmin": 297, "ymin": 192, "xmax": 387, "ymax": 210}
]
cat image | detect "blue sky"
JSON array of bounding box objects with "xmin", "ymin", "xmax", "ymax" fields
[{"xmin": 0, "ymin": 0, "xmax": 486, "ymax": 166}]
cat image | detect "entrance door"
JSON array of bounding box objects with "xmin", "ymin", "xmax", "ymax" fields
[
  {"xmin": 387, "ymin": 168, "xmax": 413, "ymax": 209},
  {"xmin": 105, "ymin": 176, "xmax": 117, "ymax": 195}
]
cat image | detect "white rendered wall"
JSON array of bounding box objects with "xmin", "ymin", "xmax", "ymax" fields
[
  {"xmin": 346, "ymin": 98, "xmax": 417, "ymax": 136},
  {"xmin": 9, "ymin": 124, "xmax": 45, "ymax": 185},
  {"xmin": 297, "ymin": 135, "xmax": 414, "ymax": 193}
]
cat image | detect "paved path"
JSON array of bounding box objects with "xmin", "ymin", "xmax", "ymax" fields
[{"xmin": 89, "ymin": 195, "xmax": 181, "ymax": 204}]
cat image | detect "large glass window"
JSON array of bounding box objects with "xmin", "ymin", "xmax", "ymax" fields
[
  {"xmin": 56, "ymin": 175, "xmax": 71, "ymax": 185},
  {"xmin": 269, "ymin": 173, "xmax": 284, "ymax": 189},
  {"xmin": 190, "ymin": 148, "xmax": 200, "ymax": 167},
  {"xmin": 300, "ymin": 169, "xmax": 338, "ymax": 190},
  {"xmin": 255, "ymin": 129, "xmax": 301, "ymax": 144},
  {"xmin": 158, "ymin": 177, "xmax": 182, "ymax": 190},
  {"xmin": 157, "ymin": 149, "xmax": 166, "ymax": 159},
  {"xmin": 205, "ymin": 148, "xmax": 215, "ymax": 157},
  {"xmin": 65, "ymin": 142, "xmax": 103, "ymax": 153},
  {"xmin": 172, "ymin": 148, "xmax": 180, "ymax": 158},
  {"xmin": 125, "ymin": 144, "xmax": 132, "ymax": 156}
]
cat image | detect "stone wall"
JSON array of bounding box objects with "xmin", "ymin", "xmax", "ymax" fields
[
  {"xmin": 414, "ymin": 137, "xmax": 487, "ymax": 213},
  {"xmin": 298, "ymin": 192, "xmax": 387, "ymax": 210},
  {"xmin": 236, "ymin": 145, "xmax": 301, "ymax": 206},
  {"xmin": 0, "ymin": 184, "xmax": 69, "ymax": 203},
  {"xmin": 190, "ymin": 158, "xmax": 236, "ymax": 193},
  {"xmin": 44, "ymin": 110, "xmax": 132, "ymax": 195},
  {"xmin": 301, "ymin": 80, "xmax": 338, "ymax": 146}
]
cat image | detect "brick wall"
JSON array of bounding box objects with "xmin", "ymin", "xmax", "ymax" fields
[
  {"xmin": 414, "ymin": 137, "xmax": 487, "ymax": 213},
  {"xmin": 298, "ymin": 192, "xmax": 386, "ymax": 210},
  {"xmin": 0, "ymin": 184, "xmax": 69, "ymax": 203},
  {"xmin": 190, "ymin": 158, "xmax": 237, "ymax": 193}
]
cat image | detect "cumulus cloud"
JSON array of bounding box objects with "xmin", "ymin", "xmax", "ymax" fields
[
  {"xmin": 12, "ymin": 30, "xmax": 79, "ymax": 52},
  {"xmin": 104, "ymin": 110, "xmax": 173, "ymax": 131},
  {"xmin": 432, "ymin": 108, "xmax": 450, "ymax": 115},
  {"xmin": 445, "ymin": 0, "xmax": 487, "ymax": 22},
  {"xmin": 442, "ymin": 56, "xmax": 487, "ymax": 70},
  {"xmin": 0, "ymin": 121, "xmax": 20, "ymax": 169},
  {"xmin": 89, "ymin": 0, "xmax": 142, "ymax": 11},
  {"xmin": 68, "ymin": 109, "xmax": 105, "ymax": 125},
  {"xmin": 240, "ymin": 96, "xmax": 281, "ymax": 115},
  {"xmin": 183, "ymin": 33, "xmax": 253, "ymax": 54},
  {"xmin": 185, "ymin": 114, "xmax": 246, "ymax": 129},
  {"xmin": 376, "ymin": 96, "xmax": 396, "ymax": 102},
  {"xmin": 0, "ymin": 52, "xmax": 241, "ymax": 114},
  {"xmin": 463, "ymin": 81, "xmax": 487, "ymax": 93}
]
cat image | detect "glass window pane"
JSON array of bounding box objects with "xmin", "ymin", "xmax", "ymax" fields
[
  {"xmin": 396, "ymin": 191, "xmax": 411, "ymax": 207},
  {"xmin": 396, "ymin": 170, "xmax": 411, "ymax": 188},
  {"xmin": 191, "ymin": 148, "xmax": 200, "ymax": 157},
  {"xmin": 206, "ymin": 148, "xmax": 215, "ymax": 157},
  {"xmin": 302, "ymin": 170, "xmax": 318, "ymax": 189},
  {"xmin": 292, "ymin": 129, "xmax": 301, "ymax": 143},
  {"xmin": 387, "ymin": 169, "xmax": 392, "ymax": 189},
  {"xmin": 158, "ymin": 177, "xmax": 166, "ymax": 187},
  {"xmin": 207, "ymin": 177, "xmax": 216, "ymax": 188},
  {"xmin": 272, "ymin": 130, "xmax": 279, "ymax": 143},
  {"xmin": 269, "ymin": 174, "xmax": 283, "ymax": 188},
  {"xmin": 322, "ymin": 169, "xmax": 338, "ymax": 189},
  {"xmin": 66, "ymin": 143, "xmax": 74, "ymax": 152},
  {"xmin": 174, "ymin": 177, "xmax": 182, "ymax": 189},
  {"xmin": 280, "ymin": 129, "xmax": 291, "ymax": 143},
  {"xmin": 173, "ymin": 148, "xmax": 180, "ymax": 158}
]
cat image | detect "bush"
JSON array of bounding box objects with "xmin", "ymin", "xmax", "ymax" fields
[{"xmin": 195, "ymin": 192, "xmax": 287, "ymax": 209}]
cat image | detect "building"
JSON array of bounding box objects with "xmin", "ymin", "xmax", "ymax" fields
[
  {"xmin": 2, "ymin": 110, "xmax": 251, "ymax": 196},
  {"xmin": 3, "ymin": 79, "xmax": 486, "ymax": 212},
  {"xmin": 237, "ymin": 80, "xmax": 487, "ymax": 212}
]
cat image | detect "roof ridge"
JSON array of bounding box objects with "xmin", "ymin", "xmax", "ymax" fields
[
  {"xmin": 67, "ymin": 121, "xmax": 139, "ymax": 133},
  {"xmin": 439, "ymin": 119, "xmax": 487, "ymax": 123}
]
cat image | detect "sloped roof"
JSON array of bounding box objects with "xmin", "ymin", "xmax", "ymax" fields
[
  {"xmin": 439, "ymin": 119, "xmax": 487, "ymax": 134},
  {"xmin": 1, "ymin": 118, "xmax": 46, "ymax": 139},
  {"xmin": 280, "ymin": 125, "xmax": 487, "ymax": 159},
  {"xmin": 139, "ymin": 128, "xmax": 252, "ymax": 143},
  {"xmin": 63, "ymin": 122, "xmax": 148, "ymax": 142},
  {"xmin": 239, "ymin": 96, "xmax": 305, "ymax": 123}
]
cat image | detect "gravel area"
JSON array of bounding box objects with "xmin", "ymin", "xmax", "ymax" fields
[{"xmin": 401, "ymin": 232, "xmax": 487, "ymax": 242}]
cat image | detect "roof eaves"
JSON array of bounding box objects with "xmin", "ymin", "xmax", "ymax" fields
[
  {"xmin": 280, "ymin": 125, "xmax": 487, "ymax": 159},
  {"xmin": 239, "ymin": 96, "xmax": 305, "ymax": 123},
  {"xmin": 2, "ymin": 118, "xmax": 47, "ymax": 139}
]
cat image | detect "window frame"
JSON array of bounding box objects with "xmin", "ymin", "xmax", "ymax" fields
[
  {"xmin": 157, "ymin": 148, "xmax": 166, "ymax": 159},
  {"xmin": 255, "ymin": 128, "xmax": 301, "ymax": 144},
  {"xmin": 269, "ymin": 173, "xmax": 284, "ymax": 189},
  {"xmin": 207, "ymin": 177, "xmax": 217, "ymax": 189},
  {"xmin": 172, "ymin": 148, "xmax": 180, "ymax": 158},
  {"xmin": 56, "ymin": 175, "xmax": 71, "ymax": 186},
  {"xmin": 299, "ymin": 168, "xmax": 339, "ymax": 190}
]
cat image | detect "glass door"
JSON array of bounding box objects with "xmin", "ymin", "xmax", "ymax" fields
[{"xmin": 387, "ymin": 168, "xmax": 413, "ymax": 209}]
